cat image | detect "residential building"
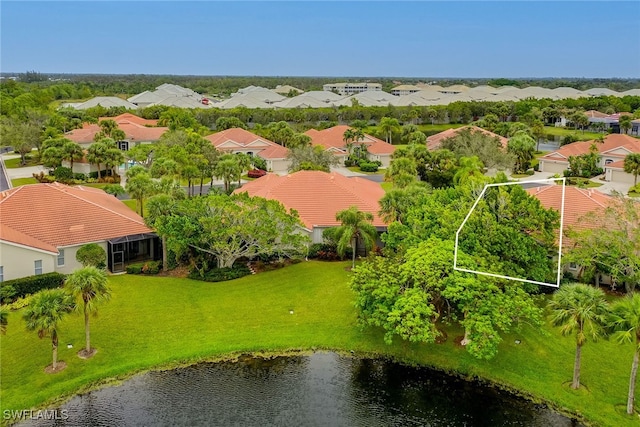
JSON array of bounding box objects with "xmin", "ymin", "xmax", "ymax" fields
[
  {"xmin": 538, "ymin": 134, "xmax": 640, "ymax": 179},
  {"xmin": 0, "ymin": 183, "xmax": 159, "ymax": 280},
  {"xmin": 426, "ymin": 125, "xmax": 508, "ymax": 151},
  {"xmin": 65, "ymin": 113, "xmax": 169, "ymax": 149},
  {"xmin": 322, "ymin": 82, "xmax": 382, "ymax": 96},
  {"xmin": 233, "ymin": 170, "xmax": 386, "ymax": 244},
  {"xmin": 304, "ymin": 125, "xmax": 396, "ymax": 167},
  {"xmin": 61, "ymin": 96, "xmax": 137, "ymax": 110},
  {"xmin": 274, "ymin": 85, "xmax": 303, "ymax": 95},
  {"xmin": 204, "ymin": 128, "xmax": 290, "ymax": 174},
  {"xmin": 390, "ymin": 85, "xmax": 421, "ymax": 96}
]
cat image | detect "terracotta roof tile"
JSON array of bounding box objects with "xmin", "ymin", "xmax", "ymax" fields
[
  {"xmin": 65, "ymin": 113, "xmax": 168, "ymax": 144},
  {"xmin": 304, "ymin": 125, "xmax": 396, "ymax": 156},
  {"xmin": 426, "ymin": 126, "xmax": 508, "ymax": 150},
  {"xmin": 540, "ymin": 134, "xmax": 640, "ymax": 161},
  {"xmin": 205, "ymin": 128, "xmax": 289, "ymax": 159},
  {"xmin": 0, "ymin": 183, "xmax": 152, "ymax": 251},
  {"xmin": 232, "ymin": 171, "xmax": 386, "ymax": 229}
]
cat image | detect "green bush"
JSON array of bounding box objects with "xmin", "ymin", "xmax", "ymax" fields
[
  {"xmin": 53, "ymin": 166, "xmax": 73, "ymax": 181},
  {"xmin": 0, "ymin": 284, "xmax": 17, "ymax": 304},
  {"xmin": 76, "ymin": 243, "xmax": 107, "ymax": 268},
  {"xmin": 126, "ymin": 261, "xmax": 161, "ymax": 275},
  {"xmin": 73, "ymin": 173, "xmax": 87, "ymax": 181},
  {"xmin": 1, "ymin": 272, "xmax": 66, "ymax": 303},
  {"xmin": 188, "ymin": 264, "xmax": 251, "ymax": 282},
  {"xmin": 629, "ymin": 183, "xmax": 640, "ymax": 194},
  {"xmin": 359, "ymin": 162, "xmax": 379, "ymax": 172}
]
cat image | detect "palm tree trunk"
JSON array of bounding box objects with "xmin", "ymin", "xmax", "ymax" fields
[
  {"xmin": 572, "ymin": 342, "xmax": 582, "ymax": 389},
  {"xmin": 162, "ymin": 236, "xmax": 168, "ymax": 272},
  {"xmin": 97, "ymin": 163, "xmax": 102, "ymax": 180},
  {"xmin": 84, "ymin": 302, "xmax": 91, "ymax": 352},
  {"xmin": 351, "ymin": 238, "xmax": 356, "ymax": 269},
  {"xmin": 140, "ymin": 198, "xmax": 144, "ymax": 218},
  {"xmin": 52, "ymin": 329, "xmax": 58, "ymax": 369},
  {"xmin": 628, "ymin": 347, "xmax": 639, "ymax": 414}
]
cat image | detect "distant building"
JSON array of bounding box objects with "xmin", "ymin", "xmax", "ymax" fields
[
  {"xmin": 274, "ymin": 85, "xmax": 304, "ymax": 95},
  {"xmin": 426, "ymin": 126, "xmax": 508, "ymax": 151},
  {"xmin": 390, "ymin": 85, "xmax": 421, "ymax": 96},
  {"xmin": 322, "ymin": 82, "xmax": 382, "ymax": 96}
]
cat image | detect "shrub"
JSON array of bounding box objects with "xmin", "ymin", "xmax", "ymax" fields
[
  {"xmin": 73, "ymin": 173, "xmax": 87, "ymax": 181},
  {"xmin": 247, "ymin": 169, "xmax": 267, "ymax": 178},
  {"xmin": 0, "ymin": 284, "xmax": 17, "ymax": 304},
  {"xmin": 525, "ymin": 169, "xmax": 535, "ymax": 176},
  {"xmin": 188, "ymin": 264, "xmax": 251, "ymax": 282},
  {"xmin": 1, "ymin": 272, "xmax": 66, "ymax": 303},
  {"xmin": 76, "ymin": 243, "xmax": 107, "ymax": 268},
  {"xmin": 53, "ymin": 166, "xmax": 73, "ymax": 181},
  {"xmin": 126, "ymin": 261, "xmax": 161, "ymax": 275},
  {"xmin": 32, "ymin": 172, "xmax": 55, "ymax": 183},
  {"xmin": 629, "ymin": 183, "xmax": 640, "ymax": 194},
  {"xmin": 307, "ymin": 243, "xmax": 351, "ymax": 261},
  {"xmin": 344, "ymin": 158, "xmax": 356, "ymax": 167},
  {"xmin": 359, "ymin": 162, "xmax": 379, "ymax": 172}
]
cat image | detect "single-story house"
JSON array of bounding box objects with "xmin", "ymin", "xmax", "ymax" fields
[
  {"xmin": 61, "ymin": 96, "xmax": 138, "ymax": 110},
  {"xmin": 538, "ymin": 134, "xmax": 640, "ymax": 178},
  {"xmin": 304, "ymin": 125, "xmax": 396, "ymax": 167},
  {"xmin": 204, "ymin": 128, "xmax": 290, "ymax": 175},
  {"xmin": 232, "ymin": 170, "xmax": 387, "ymax": 244},
  {"xmin": 0, "ymin": 183, "xmax": 159, "ymax": 281},
  {"xmin": 526, "ymin": 184, "xmax": 621, "ymax": 284},
  {"xmin": 604, "ymin": 160, "xmax": 636, "ymax": 184},
  {"xmin": 65, "ymin": 113, "xmax": 169, "ymax": 149},
  {"xmin": 426, "ymin": 126, "xmax": 508, "ymax": 151}
]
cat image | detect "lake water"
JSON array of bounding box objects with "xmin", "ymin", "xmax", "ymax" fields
[{"xmin": 19, "ymin": 352, "xmax": 581, "ymax": 427}]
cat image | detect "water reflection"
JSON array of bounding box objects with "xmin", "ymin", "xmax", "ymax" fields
[{"xmin": 19, "ymin": 352, "xmax": 580, "ymax": 427}]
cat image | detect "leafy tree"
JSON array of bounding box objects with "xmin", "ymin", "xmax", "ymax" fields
[
  {"xmin": 76, "ymin": 243, "xmax": 107, "ymax": 268},
  {"xmin": 549, "ymin": 284, "xmax": 609, "ymax": 389},
  {"xmin": 378, "ymin": 183, "xmax": 431, "ymax": 224},
  {"xmin": 531, "ymin": 121, "xmax": 546, "ymax": 152},
  {"xmin": 0, "ymin": 118, "xmax": 34, "ymax": 166},
  {"xmin": 379, "ymin": 117, "xmax": 401, "ymax": 144},
  {"xmin": 62, "ymin": 141, "xmax": 84, "ymax": 172},
  {"xmin": 624, "ymin": 153, "xmax": 640, "ymax": 186},
  {"xmin": 609, "ymin": 293, "xmax": 640, "ymax": 415},
  {"xmin": 103, "ymin": 184, "xmax": 126, "ymax": 197},
  {"xmin": 453, "ymin": 156, "xmax": 485, "ymax": 185},
  {"xmin": 287, "ymin": 145, "xmax": 339, "ymax": 172},
  {"xmin": 126, "ymin": 144, "xmax": 155, "ymax": 169},
  {"xmin": 441, "ymin": 127, "xmax": 513, "ymax": 170},
  {"xmin": 158, "ymin": 193, "xmax": 310, "ymax": 269},
  {"xmin": 213, "ymin": 154, "xmax": 242, "ymax": 193},
  {"xmin": 421, "ymin": 149, "xmax": 458, "ymax": 188},
  {"xmin": 385, "ymin": 157, "xmax": 417, "ymax": 189},
  {"xmin": 333, "ymin": 206, "xmax": 379, "ymax": 269},
  {"xmin": 215, "ymin": 116, "xmax": 247, "ymax": 130},
  {"xmin": 507, "ymin": 131, "xmax": 536, "ymax": 173},
  {"xmin": 65, "ymin": 266, "xmax": 111, "ymax": 357},
  {"xmin": 570, "ymin": 111, "xmax": 589, "ymax": 133},
  {"xmin": 40, "ymin": 137, "xmax": 70, "ymax": 169},
  {"xmin": 23, "ymin": 289, "xmax": 75, "ymax": 370},
  {"xmin": 146, "ymin": 193, "xmax": 182, "ymax": 271}
]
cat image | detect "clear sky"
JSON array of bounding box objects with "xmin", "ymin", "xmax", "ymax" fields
[{"xmin": 1, "ymin": 1, "xmax": 639, "ymax": 78}]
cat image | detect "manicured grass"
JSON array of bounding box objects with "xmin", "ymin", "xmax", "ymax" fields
[
  {"xmin": 0, "ymin": 262, "xmax": 637, "ymax": 426},
  {"xmin": 629, "ymin": 192, "xmax": 640, "ymax": 198},
  {"xmin": 543, "ymin": 126, "xmax": 602, "ymax": 141},
  {"xmin": 81, "ymin": 183, "xmax": 111, "ymax": 189},
  {"xmin": 3, "ymin": 157, "xmax": 40, "ymax": 168},
  {"xmin": 121, "ymin": 199, "xmax": 138, "ymax": 213},
  {"xmin": 346, "ymin": 166, "xmax": 381, "ymax": 175},
  {"xmin": 10, "ymin": 177, "xmax": 38, "ymax": 187},
  {"xmin": 380, "ymin": 181, "xmax": 394, "ymax": 192}
]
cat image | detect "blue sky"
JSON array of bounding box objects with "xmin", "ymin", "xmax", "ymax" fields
[{"xmin": 1, "ymin": 1, "xmax": 639, "ymax": 78}]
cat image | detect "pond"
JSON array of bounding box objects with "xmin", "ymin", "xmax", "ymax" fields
[{"xmin": 20, "ymin": 352, "xmax": 581, "ymax": 426}]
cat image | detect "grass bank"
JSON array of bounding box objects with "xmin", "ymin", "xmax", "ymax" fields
[{"xmin": 0, "ymin": 261, "xmax": 637, "ymax": 426}]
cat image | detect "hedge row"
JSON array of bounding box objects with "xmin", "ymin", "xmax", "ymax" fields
[
  {"xmin": 188, "ymin": 265, "xmax": 251, "ymax": 282},
  {"xmin": 0, "ymin": 272, "xmax": 66, "ymax": 303},
  {"xmin": 126, "ymin": 261, "xmax": 162, "ymax": 275}
]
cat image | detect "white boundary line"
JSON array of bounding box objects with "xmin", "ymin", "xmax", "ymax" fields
[{"xmin": 453, "ymin": 177, "xmax": 566, "ymax": 288}]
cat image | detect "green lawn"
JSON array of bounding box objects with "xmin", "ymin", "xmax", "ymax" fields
[
  {"xmin": 380, "ymin": 181, "xmax": 394, "ymax": 192},
  {"xmin": 121, "ymin": 199, "xmax": 138, "ymax": 213},
  {"xmin": 543, "ymin": 126, "xmax": 602, "ymax": 141},
  {"xmin": 3, "ymin": 157, "xmax": 40, "ymax": 168},
  {"xmin": 10, "ymin": 177, "xmax": 38, "ymax": 187},
  {"xmin": 0, "ymin": 261, "xmax": 637, "ymax": 426},
  {"xmin": 346, "ymin": 166, "xmax": 382, "ymax": 175}
]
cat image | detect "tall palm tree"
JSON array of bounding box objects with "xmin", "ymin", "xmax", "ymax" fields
[
  {"xmin": 624, "ymin": 153, "xmax": 640, "ymax": 186},
  {"xmin": 125, "ymin": 170, "xmax": 156, "ymax": 217},
  {"xmin": 23, "ymin": 289, "xmax": 75, "ymax": 370},
  {"xmin": 609, "ymin": 293, "xmax": 640, "ymax": 415},
  {"xmin": 87, "ymin": 140, "xmax": 109, "ymax": 180},
  {"xmin": 619, "ymin": 115, "xmax": 633, "ymax": 135},
  {"xmin": 146, "ymin": 194, "xmax": 179, "ymax": 272},
  {"xmin": 549, "ymin": 284, "xmax": 609, "ymax": 389},
  {"xmin": 379, "ymin": 117, "xmax": 400, "ymax": 144},
  {"xmin": 335, "ymin": 206, "xmax": 378, "ymax": 269},
  {"xmin": 65, "ymin": 266, "xmax": 110, "ymax": 357},
  {"xmin": 63, "ymin": 141, "xmax": 85, "ymax": 173},
  {"xmin": 453, "ymin": 156, "xmax": 485, "ymax": 185}
]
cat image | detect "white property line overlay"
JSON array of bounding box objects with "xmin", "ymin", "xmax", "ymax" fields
[{"xmin": 453, "ymin": 178, "xmax": 566, "ymax": 288}]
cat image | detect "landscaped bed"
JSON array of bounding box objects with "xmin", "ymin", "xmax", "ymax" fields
[{"xmin": 0, "ymin": 261, "xmax": 637, "ymax": 426}]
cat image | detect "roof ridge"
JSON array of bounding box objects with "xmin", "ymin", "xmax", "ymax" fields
[
  {"xmin": 0, "ymin": 185, "xmax": 24, "ymax": 204},
  {"xmin": 329, "ymin": 173, "xmax": 378, "ymax": 209},
  {"xmin": 49, "ymin": 184, "xmax": 147, "ymax": 226}
]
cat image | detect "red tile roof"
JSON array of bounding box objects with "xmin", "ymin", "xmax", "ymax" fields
[
  {"xmin": 304, "ymin": 125, "xmax": 396, "ymax": 155},
  {"xmin": 232, "ymin": 170, "xmax": 386, "ymax": 228},
  {"xmin": 584, "ymin": 110, "xmax": 608, "ymax": 119},
  {"xmin": 65, "ymin": 114, "xmax": 168, "ymax": 144},
  {"xmin": 426, "ymin": 126, "xmax": 508, "ymax": 151},
  {"xmin": 540, "ymin": 134, "xmax": 640, "ymax": 161},
  {"xmin": 204, "ymin": 128, "xmax": 289, "ymax": 159},
  {"xmin": 0, "ymin": 183, "xmax": 152, "ymax": 252}
]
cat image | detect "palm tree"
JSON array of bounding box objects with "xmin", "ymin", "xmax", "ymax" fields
[
  {"xmin": 335, "ymin": 206, "xmax": 378, "ymax": 269},
  {"xmin": 125, "ymin": 170, "xmax": 156, "ymax": 217},
  {"xmin": 214, "ymin": 154, "xmax": 242, "ymax": 193},
  {"xmin": 619, "ymin": 115, "xmax": 633, "ymax": 135},
  {"xmin": 146, "ymin": 194, "xmax": 179, "ymax": 272},
  {"xmin": 507, "ymin": 132, "xmax": 536, "ymax": 174},
  {"xmin": 65, "ymin": 266, "xmax": 110, "ymax": 357},
  {"xmin": 0, "ymin": 305, "xmax": 8, "ymax": 335},
  {"xmin": 87, "ymin": 139, "xmax": 110, "ymax": 180},
  {"xmin": 453, "ymin": 156, "xmax": 485, "ymax": 185},
  {"xmin": 624, "ymin": 153, "xmax": 640, "ymax": 186},
  {"xmin": 379, "ymin": 117, "xmax": 400, "ymax": 144},
  {"xmin": 23, "ymin": 289, "xmax": 75, "ymax": 370},
  {"xmin": 63, "ymin": 141, "xmax": 84, "ymax": 173},
  {"xmin": 609, "ymin": 293, "xmax": 640, "ymax": 415},
  {"xmin": 549, "ymin": 284, "xmax": 609, "ymax": 389}
]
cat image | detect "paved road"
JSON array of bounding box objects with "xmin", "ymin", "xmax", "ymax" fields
[{"xmin": 0, "ymin": 157, "xmax": 10, "ymax": 191}]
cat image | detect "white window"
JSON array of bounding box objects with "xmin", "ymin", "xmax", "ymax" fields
[
  {"xmin": 0, "ymin": 266, "xmax": 3, "ymax": 282},
  {"xmin": 57, "ymin": 249, "xmax": 65, "ymax": 267},
  {"xmin": 35, "ymin": 260, "xmax": 43, "ymax": 275}
]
